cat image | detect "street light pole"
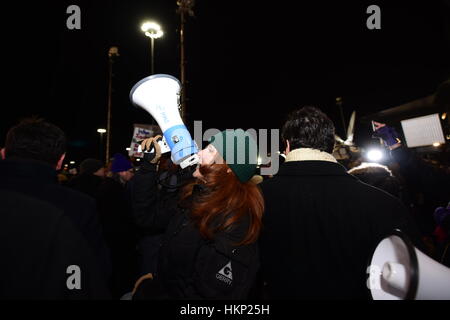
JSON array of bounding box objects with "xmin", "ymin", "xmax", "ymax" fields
[
  {"xmin": 179, "ymin": 10, "xmax": 186, "ymax": 120},
  {"xmin": 150, "ymin": 37, "xmax": 155, "ymax": 75},
  {"xmin": 100, "ymin": 132, "xmax": 104, "ymax": 161},
  {"xmin": 106, "ymin": 47, "xmax": 119, "ymax": 165},
  {"xmin": 336, "ymin": 97, "xmax": 347, "ymax": 138},
  {"xmin": 141, "ymin": 21, "xmax": 163, "ymax": 75},
  {"xmin": 177, "ymin": 0, "xmax": 195, "ymax": 122}
]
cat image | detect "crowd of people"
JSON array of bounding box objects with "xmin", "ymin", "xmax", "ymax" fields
[{"xmin": 0, "ymin": 107, "xmax": 449, "ymax": 300}]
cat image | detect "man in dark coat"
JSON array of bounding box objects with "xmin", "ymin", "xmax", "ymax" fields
[
  {"xmin": 259, "ymin": 107, "xmax": 423, "ymax": 299},
  {"xmin": 68, "ymin": 157, "xmax": 139, "ymax": 298},
  {"xmin": 0, "ymin": 190, "xmax": 110, "ymax": 299},
  {"xmin": 0, "ymin": 118, "xmax": 111, "ymax": 287}
]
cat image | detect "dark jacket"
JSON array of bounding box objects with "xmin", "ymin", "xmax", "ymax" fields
[
  {"xmin": 67, "ymin": 173, "xmax": 138, "ymax": 298},
  {"xmin": 0, "ymin": 189, "xmax": 110, "ymax": 299},
  {"xmin": 129, "ymin": 161, "xmax": 259, "ymax": 299},
  {"xmin": 260, "ymin": 160, "xmax": 423, "ymax": 299},
  {"xmin": 67, "ymin": 174, "xmax": 137, "ymax": 246},
  {"xmin": 0, "ymin": 159, "xmax": 112, "ymax": 280},
  {"xmin": 127, "ymin": 162, "xmax": 176, "ymax": 236},
  {"xmin": 390, "ymin": 146, "xmax": 450, "ymax": 235}
]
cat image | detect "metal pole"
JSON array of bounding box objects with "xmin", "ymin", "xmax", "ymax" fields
[
  {"xmin": 151, "ymin": 37, "xmax": 155, "ymax": 75},
  {"xmin": 336, "ymin": 97, "xmax": 346, "ymax": 138},
  {"xmin": 177, "ymin": 0, "xmax": 194, "ymax": 122},
  {"xmin": 99, "ymin": 133, "xmax": 104, "ymax": 162},
  {"xmin": 180, "ymin": 11, "xmax": 186, "ymax": 120},
  {"xmin": 339, "ymin": 105, "xmax": 346, "ymax": 136},
  {"xmin": 106, "ymin": 57, "xmax": 113, "ymax": 165},
  {"xmin": 105, "ymin": 46, "xmax": 119, "ymax": 166}
]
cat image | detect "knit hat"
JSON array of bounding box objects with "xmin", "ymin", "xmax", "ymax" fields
[
  {"xmin": 209, "ymin": 129, "xmax": 258, "ymax": 183},
  {"xmin": 434, "ymin": 204, "xmax": 450, "ymax": 226},
  {"xmin": 79, "ymin": 158, "xmax": 104, "ymax": 175},
  {"xmin": 111, "ymin": 153, "xmax": 133, "ymax": 173}
]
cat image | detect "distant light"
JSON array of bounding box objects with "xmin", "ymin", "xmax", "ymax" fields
[
  {"xmin": 70, "ymin": 161, "xmax": 75, "ymax": 164},
  {"xmin": 136, "ymin": 158, "xmax": 141, "ymax": 162},
  {"xmin": 433, "ymin": 142, "xmax": 441, "ymax": 147},
  {"xmin": 141, "ymin": 21, "xmax": 163, "ymax": 39},
  {"xmin": 108, "ymin": 46, "xmax": 119, "ymax": 57},
  {"xmin": 367, "ymin": 149, "xmax": 383, "ymax": 162},
  {"xmin": 97, "ymin": 128, "xmax": 106, "ymax": 133},
  {"xmin": 257, "ymin": 156, "xmax": 262, "ymax": 166},
  {"xmin": 442, "ymin": 113, "xmax": 447, "ymax": 120},
  {"xmin": 126, "ymin": 147, "xmax": 131, "ymax": 151}
]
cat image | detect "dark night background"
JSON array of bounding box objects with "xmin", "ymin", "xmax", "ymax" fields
[{"xmin": 1, "ymin": 0, "xmax": 449, "ymax": 164}]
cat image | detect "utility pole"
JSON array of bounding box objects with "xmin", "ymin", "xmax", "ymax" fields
[
  {"xmin": 176, "ymin": 0, "xmax": 195, "ymax": 121},
  {"xmin": 336, "ymin": 97, "xmax": 347, "ymax": 139},
  {"xmin": 106, "ymin": 46, "xmax": 119, "ymax": 165}
]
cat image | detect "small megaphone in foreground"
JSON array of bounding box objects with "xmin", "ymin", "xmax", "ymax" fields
[
  {"xmin": 367, "ymin": 229, "xmax": 450, "ymax": 300},
  {"xmin": 130, "ymin": 74, "xmax": 199, "ymax": 169}
]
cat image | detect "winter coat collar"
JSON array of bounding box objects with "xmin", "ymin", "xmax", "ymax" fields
[
  {"xmin": 285, "ymin": 148, "xmax": 337, "ymax": 163},
  {"xmin": 277, "ymin": 160, "xmax": 356, "ymax": 178},
  {"xmin": 0, "ymin": 159, "xmax": 58, "ymax": 184}
]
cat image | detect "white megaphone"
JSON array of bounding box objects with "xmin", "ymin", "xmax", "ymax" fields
[
  {"xmin": 367, "ymin": 229, "xmax": 450, "ymax": 300},
  {"xmin": 130, "ymin": 74, "xmax": 199, "ymax": 169}
]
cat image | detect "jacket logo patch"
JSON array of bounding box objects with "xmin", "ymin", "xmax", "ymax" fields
[{"xmin": 216, "ymin": 261, "xmax": 233, "ymax": 285}]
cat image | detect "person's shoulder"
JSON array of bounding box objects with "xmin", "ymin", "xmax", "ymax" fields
[
  {"xmin": 260, "ymin": 174, "xmax": 283, "ymax": 186},
  {"xmin": 53, "ymin": 183, "xmax": 97, "ymax": 206},
  {"xmin": 259, "ymin": 174, "xmax": 287, "ymax": 196},
  {"xmin": 1, "ymin": 189, "xmax": 64, "ymax": 216},
  {"xmin": 99, "ymin": 176, "xmax": 124, "ymax": 193},
  {"xmin": 102, "ymin": 176, "xmax": 122, "ymax": 187},
  {"xmin": 352, "ymin": 178, "xmax": 405, "ymax": 208},
  {"xmin": 0, "ymin": 189, "xmax": 67, "ymax": 233}
]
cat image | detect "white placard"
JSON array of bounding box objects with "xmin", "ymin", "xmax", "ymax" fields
[
  {"xmin": 401, "ymin": 113, "xmax": 445, "ymax": 148},
  {"xmin": 128, "ymin": 124, "xmax": 159, "ymax": 157}
]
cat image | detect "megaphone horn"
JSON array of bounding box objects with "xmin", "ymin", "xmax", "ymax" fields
[
  {"xmin": 367, "ymin": 229, "xmax": 450, "ymax": 300},
  {"xmin": 130, "ymin": 74, "xmax": 199, "ymax": 168}
]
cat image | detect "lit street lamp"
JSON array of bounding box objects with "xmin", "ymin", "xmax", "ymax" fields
[{"xmin": 141, "ymin": 21, "xmax": 163, "ymax": 74}]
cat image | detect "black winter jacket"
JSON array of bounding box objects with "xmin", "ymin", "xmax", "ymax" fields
[
  {"xmin": 0, "ymin": 189, "xmax": 110, "ymax": 299},
  {"xmin": 260, "ymin": 160, "xmax": 423, "ymax": 299},
  {"xmin": 390, "ymin": 146, "xmax": 450, "ymax": 235},
  {"xmin": 129, "ymin": 161, "xmax": 259, "ymax": 299},
  {"xmin": 0, "ymin": 159, "xmax": 112, "ymax": 280}
]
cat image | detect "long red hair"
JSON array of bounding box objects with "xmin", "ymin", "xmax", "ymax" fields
[{"xmin": 180, "ymin": 164, "xmax": 264, "ymax": 246}]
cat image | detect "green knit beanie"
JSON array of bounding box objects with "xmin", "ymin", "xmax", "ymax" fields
[{"xmin": 209, "ymin": 129, "xmax": 258, "ymax": 183}]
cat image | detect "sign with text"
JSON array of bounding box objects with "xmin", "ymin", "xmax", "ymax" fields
[{"xmin": 128, "ymin": 124, "xmax": 161, "ymax": 157}]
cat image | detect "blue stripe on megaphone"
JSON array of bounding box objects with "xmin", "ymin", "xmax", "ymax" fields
[
  {"xmin": 163, "ymin": 125, "xmax": 188, "ymax": 149},
  {"xmin": 163, "ymin": 125, "xmax": 198, "ymax": 164}
]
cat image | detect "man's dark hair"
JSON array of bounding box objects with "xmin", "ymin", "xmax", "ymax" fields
[
  {"xmin": 282, "ymin": 106, "xmax": 335, "ymax": 153},
  {"xmin": 4, "ymin": 117, "xmax": 66, "ymax": 166}
]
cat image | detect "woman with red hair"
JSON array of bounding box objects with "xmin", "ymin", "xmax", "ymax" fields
[{"xmin": 130, "ymin": 129, "xmax": 264, "ymax": 299}]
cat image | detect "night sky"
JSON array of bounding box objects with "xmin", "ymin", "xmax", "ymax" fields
[{"xmin": 1, "ymin": 0, "xmax": 450, "ymax": 163}]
